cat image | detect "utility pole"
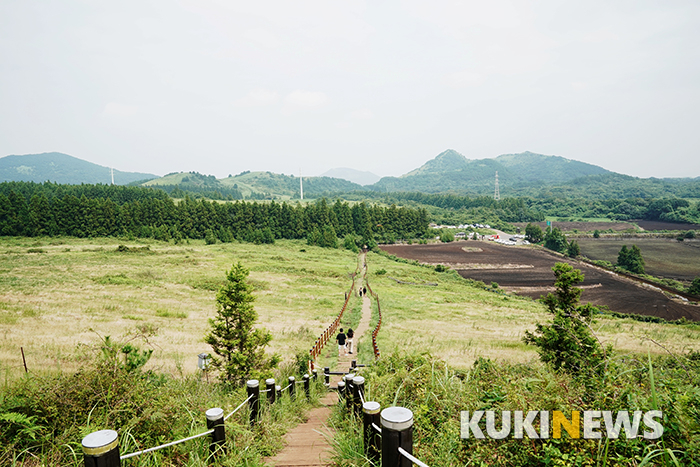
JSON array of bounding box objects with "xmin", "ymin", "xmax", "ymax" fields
[
  {"xmin": 300, "ymin": 168, "xmax": 304, "ymax": 200},
  {"xmin": 494, "ymin": 171, "xmax": 500, "ymax": 201},
  {"xmin": 111, "ymin": 167, "xmax": 115, "ymax": 185}
]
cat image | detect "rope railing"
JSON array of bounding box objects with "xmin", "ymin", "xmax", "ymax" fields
[
  {"xmin": 308, "ymin": 271, "xmax": 358, "ymax": 369},
  {"xmin": 81, "ymin": 372, "xmax": 320, "ymax": 466},
  {"xmin": 223, "ymin": 393, "xmax": 254, "ymax": 421},
  {"xmin": 120, "ymin": 429, "xmax": 214, "ymax": 460},
  {"xmin": 333, "ymin": 366, "xmax": 430, "ymax": 467},
  {"xmin": 399, "ymin": 447, "xmax": 431, "ymax": 467},
  {"xmin": 364, "ymin": 278, "xmax": 382, "ymax": 360}
]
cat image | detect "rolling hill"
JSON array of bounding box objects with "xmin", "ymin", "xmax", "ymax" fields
[
  {"xmin": 369, "ymin": 149, "xmax": 611, "ymax": 195},
  {"xmin": 0, "ymin": 152, "xmax": 157, "ymax": 185}
]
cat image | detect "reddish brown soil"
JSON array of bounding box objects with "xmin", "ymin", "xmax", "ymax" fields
[{"xmin": 381, "ymin": 242, "xmax": 700, "ymax": 322}]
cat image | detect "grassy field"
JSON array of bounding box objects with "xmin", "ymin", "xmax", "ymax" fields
[
  {"xmin": 2, "ymin": 237, "xmax": 699, "ymax": 384},
  {"xmin": 576, "ymin": 237, "xmax": 700, "ymax": 281}
]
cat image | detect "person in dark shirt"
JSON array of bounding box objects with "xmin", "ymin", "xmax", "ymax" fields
[
  {"xmin": 336, "ymin": 328, "xmax": 347, "ymax": 356},
  {"xmin": 346, "ymin": 328, "xmax": 354, "ymax": 354}
]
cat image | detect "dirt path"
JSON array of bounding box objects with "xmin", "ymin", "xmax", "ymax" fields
[{"xmin": 265, "ymin": 254, "xmax": 373, "ymax": 467}]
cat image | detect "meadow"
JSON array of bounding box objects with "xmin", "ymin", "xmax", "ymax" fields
[
  {"xmin": 576, "ymin": 237, "xmax": 700, "ymax": 282},
  {"xmin": 2, "ymin": 237, "xmax": 699, "ymax": 383}
]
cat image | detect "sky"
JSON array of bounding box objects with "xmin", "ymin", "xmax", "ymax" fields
[{"xmin": 1, "ymin": 1, "xmax": 699, "ymax": 179}]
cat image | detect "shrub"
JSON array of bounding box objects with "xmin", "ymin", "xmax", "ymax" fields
[{"xmin": 524, "ymin": 263, "xmax": 608, "ymax": 378}]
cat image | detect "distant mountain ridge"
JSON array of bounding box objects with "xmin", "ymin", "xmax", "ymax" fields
[
  {"xmin": 4, "ymin": 150, "xmax": 699, "ymax": 200},
  {"xmin": 370, "ymin": 149, "xmax": 611, "ymax": 195},
  {"xmin": 0, "ymin": 152, "xmax": 156, "ymax": 185},
  {"xmin": 321, "ymin": 167, "xmax": 380, "ymax": 186}
]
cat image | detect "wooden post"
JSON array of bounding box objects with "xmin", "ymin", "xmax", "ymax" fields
[
  {"xmin": 352, "ymin": 376, "xmax": 365, "ymax": 416},
  {"xmin": 266, "ymin": 378, "xmax": 276, "ymax": 405},
  {"xmin": 344, "ymin": 374, "xmax": 355, "ymax": 411},
  {"xmin": 381, "ymin": 407, "xmax": 413, "ymax": 467},
  {"xmin": 312, "ymin": 368, "xmax": 318, "ymax": 382},
  {"xmin": 337, "ymin": 380, "xmax": 346, "ymax": 400},
  {"xmin": 303, "ymin": 374, "xmax": 310, "ymax": 400},
  {"xmin": 276, "ymin": 385, "xmax": 282, "ymax": 400},
  {"xmin": 205, "ymin": 408, "xmax": 225, "ymax": 455},
  {"xmin": 324, "ymin": 367, "xmax": 330, "ymax": 385},
  {"xmin": 20, "ymin": 347, "xmax": 28, "ymax": 373},
  {"xmin": 288, "ymin": 376, "xmax": 296, "ymax": 400},
  {"xmin": 82, "ymin": 430, "xmax": 120, "ymax": 467},
  {"xmin": 363, "ymin": 402, "xmax": 381, "ymax": 464},
  {"xmin": 246, "ymin": 380, "xmax": 260, "ymax": 425}
]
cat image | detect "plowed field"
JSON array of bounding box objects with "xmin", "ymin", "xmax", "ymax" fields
[{"xmin": 381, "ymin": 242, "xmax": 700, "ymax": 321}]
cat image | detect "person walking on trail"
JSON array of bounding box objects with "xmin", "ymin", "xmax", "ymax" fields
[
  {"xmin": 346, "ymin": 328, "xmax": 354, "ymax": 354},
  {"xmin": 336, "ymin": 328, "xmax": 347, "ymax": 356},
  {"xmin": 363, "ymin": 286, "xmax": 367, "ymax": 295}
]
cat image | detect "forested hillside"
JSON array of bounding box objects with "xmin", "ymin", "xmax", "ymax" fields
[
  {"xmin": 0, "ymin": 182, "xmax": 428, "ymax": 243},
  {"xmin": 370, "ymin": 150, "xmax": 610, "ymax": 194},
  {"xmin": 0, "ymin": 152, "xmax": 156, "ymax": 185}
]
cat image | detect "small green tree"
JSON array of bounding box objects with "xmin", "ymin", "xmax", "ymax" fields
[
  {"xmin": 525, "ymin": 223, "xmax": 544, "ymax": 243},
  {"xmin": 617, "ymin": 244, "xmax": 645, "ymax": 274},
  {"xmin": 205, "ymin": 262, "xmax": 279, "ymax": 385},
  {"xmin": 439, "ymin": 230, "xmax": 454, "ymax": 243},
  {"xmin": 544, "ymin": 227, "xmax": 568, "ymax": 253},
  {"xmin": 688, "ymin": 277, "xmax": 700, "ymax": 296},
  {"xmin": 523, "ymin": 263, "xmax": 606, "ymax": 378},
  {"xmin": 567, "ymin": 239, "xmax": 581, "ymax": 258},
  {"xmin": 593, "ymin": 230, "xmax": 600, "ymax": 238}
]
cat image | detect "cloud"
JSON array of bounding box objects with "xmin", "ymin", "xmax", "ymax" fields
[
  {"xmin": 284, "ymin": 90, "xmax": 328, "ymax": 108},
  {"xmin": 242, "ymin": 28, "xmax": 280, "ymax": 48},
  {"xmin": 102, "ymin": 102, "xmax": 139, "ymax": 118},
  {"xmin": 235, "ymin": 89, "xmax": 279, "ymax": 107},
  {"xmin": 349, "ymin": 108, "xmax": 374, "ymax": 120},
  {"xmin": 442, "ymin": 70, "xmax": 486, "ymax": 88}
]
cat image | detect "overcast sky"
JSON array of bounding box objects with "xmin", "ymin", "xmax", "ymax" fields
[{"xmin": 1, "ymin": 1, "xmax": 699, "ymax": 179}]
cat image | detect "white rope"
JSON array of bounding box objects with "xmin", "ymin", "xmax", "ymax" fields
[
  {"xmin": 224, "ymin": 393, "xmax": 254, "ymax": 421},
  {"xmin": 120, "ymin": 429, "xmax": 214, "ymax": 459},
  {"xmin": 281, "ymin": 383, "xmax": 292, "ymax": 392},
  {"xmin": 260, "ymin": 388, "xmax": 271, "ymax": 393},
  {"xmin": 398, "ymin": 447, "xmax": 430, "ymax": 467},
  {"xmin": 371, "ymin": 423, "xmax": 382, "ymax": 434},
  {"xmin": 359, "ymin": 390, "xmax": 365, "ymax": 404}
]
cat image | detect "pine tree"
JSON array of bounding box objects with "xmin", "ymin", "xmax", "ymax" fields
[
  {"xmin": 205, "ymin": 262, "xmax": 279, "ymax": 385},
  {"xmin": 567, "ymin": 239, "xmax": 580, "ymax": 258},
  {"xmin": 524, "ymin": 263, "xmax": 607, "ymax": 378},
  {"xmin": 617, "ymin": 244, "xmax": 645, "ymax": 274}
]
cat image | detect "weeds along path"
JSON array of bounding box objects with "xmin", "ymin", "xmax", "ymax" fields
[{"xmin": 265, "ymin": 253, "xmax": 373, "ymax": 467}]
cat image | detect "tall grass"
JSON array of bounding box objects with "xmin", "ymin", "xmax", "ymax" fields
[{"xmin": 329, "ymin": 351, "xmax": 700, "ymax": 466}]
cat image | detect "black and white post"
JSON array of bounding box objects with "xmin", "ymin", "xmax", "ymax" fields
[
  {"xmin": 82, "ymin": 430, "xmax": 120, "ymax": 467},
  {"xmin": 206, "ymin": 407, "xmax": 226, "ymax": 455},
  {"xmin": 381, "ymin": 407, "xmax": 414, "ymax": 467}
]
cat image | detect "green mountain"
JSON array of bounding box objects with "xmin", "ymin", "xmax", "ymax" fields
[
  {"xmin": 142, "ymin": 170, "xmax": 363, "ymax": 200},
  {"xmin": 219, "ymin": 171, "xmax": 364, "ymax": 199},
  {"xmin": 370, "ymin": 150, "xmax": 611, "ymax": 195},
  {"xmin": 0, "ymin": 152, "xmax": 157, "ymax": 185}
]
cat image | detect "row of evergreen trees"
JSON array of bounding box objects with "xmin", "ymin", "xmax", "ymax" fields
[{"xmin": 0, "ymin": 182, "xmax": 429, "ymax": 243}]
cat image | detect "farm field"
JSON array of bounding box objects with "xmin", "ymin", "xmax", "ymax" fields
[
  {"xmin": 381, "ymin": 241, "xmax": 700, "ymax": 321},
  {"xmin": 513, "ymin": 220, "xmax": 638, "ymax": 232},
  {"xmin": 2, "ymin": 237, "xmax": 700, "ymax": 383},
  {"xmin": 576, "ymin": 237, "xmax": 700, "ymax": 281}
]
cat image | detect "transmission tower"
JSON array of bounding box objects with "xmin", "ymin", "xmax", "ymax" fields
[
  {"xmin": 299, "ymin": 168, "xmax": 304, "ymax": 200},
  {"xmin": 494, "ymin": 171, "xmax": 500, "ymax": 201}
]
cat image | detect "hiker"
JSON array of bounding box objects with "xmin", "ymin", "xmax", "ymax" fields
[
  {"xmin": 363, "ymin": 286, "xmax": 367, "ymax": 295},
  {"xmin": 336, "ymin": 328, "xmax": 347, "ymax": 356},
  {"xmin": 359, "ymin": 289, "xmax": 362, "ymax": 297},
  {"xmin": 346, "ymin": 328, "xmax": 354, "ymax": 354}
]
